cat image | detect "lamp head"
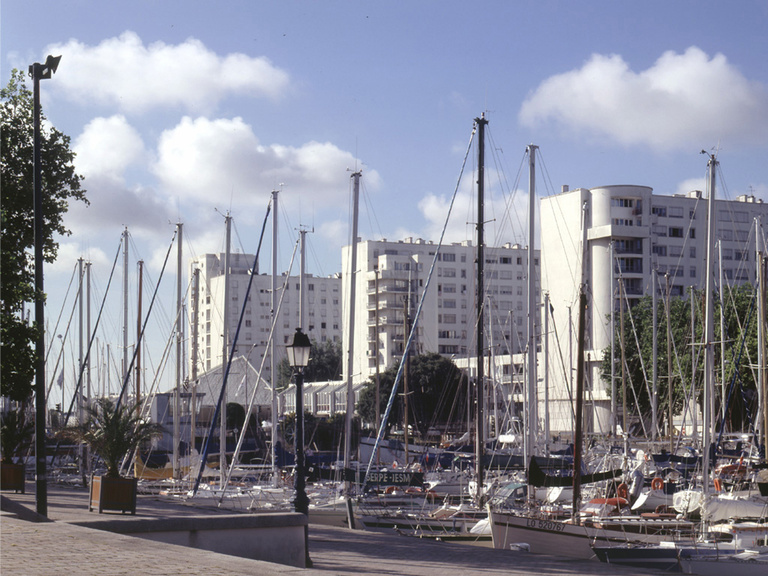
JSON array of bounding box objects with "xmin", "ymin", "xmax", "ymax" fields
[{"xmin": 286, "ymin": 328, "xmax": 311, "ymax": 369}]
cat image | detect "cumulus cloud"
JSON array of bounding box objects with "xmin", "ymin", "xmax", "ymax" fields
[
  {"xmin": 520, "ymin": 47, "xmax": 768, "ymax": 150},
  {"xmin": 47, "ymin": 32, "xmax": 290, "ymax": 114},
  {"xmin": 74, "ymin": 115, "xmax": 145, "ymax": 179},
  {"xmin": 152, "ymin": 116, "xmax": 378, "ymax": 214}
]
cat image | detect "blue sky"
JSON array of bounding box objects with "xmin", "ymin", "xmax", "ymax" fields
[{"xmin": 4, "ymin": 1, "xmax": 768, "ymax": 400}]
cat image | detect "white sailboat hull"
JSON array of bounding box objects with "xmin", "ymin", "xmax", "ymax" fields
[{"xmin": 488, "ymin": 508, "xmax": 696, "ymax": 559}]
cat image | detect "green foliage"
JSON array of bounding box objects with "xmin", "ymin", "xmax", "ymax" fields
[
  {"xmin": 356, "ymin": 352, "xmax": 467, "ymax": 439},
  {"xmin": 282, "ymin": 411, "xmax": 359, "ymax": 452},
  {"xmin": 1, "ymin": 69, "xmax": 88, "ymax": 401},
  {"xmin": 277, "ymin": 338, "xmax": 342, "ymax": 389},
  {"xmin": 0, "ymin": 409, "xmax": 34, "ymax": 462},
  {"xmin": 72, "ymin": 399, "xmax": 163, "ymax": 478},
  {"xmin": 600, "ymin": 284, "xmax": 759, "ymax": 433}
]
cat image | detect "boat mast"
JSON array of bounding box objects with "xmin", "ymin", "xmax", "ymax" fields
[
  {"xmin": 136, "ymin": 260, "xmax": 143, "ymax": 415},
  {"xmin": 702, "ymin": 152, "xmax": 717, "ymax": 496},
  {"xmin": 123, "ymin": 227, "xmax": 129, "ymax": 394},
  {"xmin": 174, "ymin": 222, "xmax": 183, "ymax": 480},
  {"xmin": 652, "ymin": 268, "xmax": 658, "ymax": 440},
  {"xmin": 270, "ymin": 190, "xmax": 279, "ymax": 485},
  {"xmin": 345, "ymin": 171, "xmax": 361, "ymax": 475},
  {"xmin": 220, "ymin": 213, "xmax": 231, "ymax": 489},
  {"xmin": 191, "ymin": 265, "xmax": 200, "ymax": 464},
  {"xmin": 526, "ymin": 144, "xmax": 538, "ymax": 460},
  {"xmin": 572, "ymin": 200, "xmax": 589, "ymax": 521},
  {"xmin": 78, "ymin": 257, "xmax": 84, "ymax": 478},
  {"xmin": 610, "ymin": 242, "xmax": 617, "ymax": 437},
  {"xmin": 666, "ymin": 272, "xmax": 674, "ymax": 451},
  {"xmin": 475, "ymin": 113, "xmax": 487, "ymax": 504},
  {"xmin": 757, "ymin": 218, "xmax": 767, "ymax": 460},
  {"xmin": 544, "ymin": 292, "xmax": 550, "ymax": 453}
]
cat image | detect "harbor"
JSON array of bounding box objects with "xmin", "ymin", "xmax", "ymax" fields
[{"xmin": 2, "ymin": 481, "xmax": 656, "ymax": 576}]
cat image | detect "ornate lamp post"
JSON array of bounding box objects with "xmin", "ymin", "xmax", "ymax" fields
[
  {"xmin": 29, "ymin": 54, "xmax": 61, "ymax": 517},
  {"xmin": 286, "ymin": 327, "xmax": 311, "ymax": 567}
]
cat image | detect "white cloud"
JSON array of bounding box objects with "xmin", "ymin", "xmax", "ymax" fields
[
  {"xmin": 416, "ymin": 173, "xmax": 533, "ymax": 249},
  {"xmin": 47, "ymin": 32, "xmax": 290, "ymax": 114},
  {"xmin": 152, "ymin": 116, "xmax": 378, "ymax": 215},
  {"xmin": 519, "ymin": 47, "xmax": 768, "ymax": 150},
  {"xmin": 674, "ymin": 177, "xmax": 706, "ymax": 197},
  {"xmin": 74, "ymin": 115, "xmax": 145, "ymax": 179}
]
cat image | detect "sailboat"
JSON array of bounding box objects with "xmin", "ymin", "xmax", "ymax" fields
[
  {"xmin": 487, "ymin": 160, "xmax": 706, "ymax": 558},
  {"xmin": 592, "ymin": 154, "xmax": 768, "ymax": 572}
]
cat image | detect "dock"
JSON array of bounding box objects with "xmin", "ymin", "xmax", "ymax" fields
[{"xmin": 2, "ymin": 482, "xmax": 656, "ymax": 575}]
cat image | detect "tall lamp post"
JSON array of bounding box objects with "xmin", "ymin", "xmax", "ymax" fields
[
  {"xmin": 286, "ymin": 327, "xmax": 311, "ymax": 567},
  {"xmin": 29, "ymin": 54, "xmax": 61, "ymax": 517}
]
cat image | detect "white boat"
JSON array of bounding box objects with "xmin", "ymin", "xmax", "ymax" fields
[
  {"xmin": 488, "ymin": 504, "xmax": 696, "ymax": 559},
  {"xmin": 593, "ymin": 521, "xmax": 768, "ymax": 574}
]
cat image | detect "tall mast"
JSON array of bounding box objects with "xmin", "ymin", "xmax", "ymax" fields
[
  {"xmin": 572, "ymin": 199, "xmax": 589, "ymax": 520},
  {"xmin": 526, "ymin": 144, "xmax": 538, "ymax": 460},
  {"xmin": 702, "ymin": 153, "xmax": 717, "ymax": 496},
  {"xmin": 544, "ymin": 292, "xmax": 550, "ymax": 453},
  {"xmin": 122, "ymin": 227, "xmax": 129, "ymax": 391},
  {"xmin": 220, "ymin": 214, "xmax": 231, "ymax": 489},
  {"xmin": 136, "ymin": 261, "xmax": 143, "ymax": 415},
  {"xmin": 611, "ymin": 242, "xmax": 617, "ymax": 436},
  {"xmin": 667, "ymin": 273, "xmax": 674, "ymax": 451},
  {"xmin": 174, "ymin": 222, "xmax": 183, "ymax": 479},
  {"xmin": 270, "ymin": 190, "xmax": 279, "ymax": 484},
  {"xmin": 757, "ymin": 218, "xmax": 766, "ymax": 460},
  {"xmin": 652, "ymin": 268, "xmax": 658, "ymax": 440},
  {"xmin": 299, "ymin": 229, "xmax": 307, "ymax": 329},
  {"xmin": 78, "ymin": 258, "xmax": 84, "ymax": 478},
  {"xmin": 719, "ymin": 240, "xmax": 726, "ymax": 423},
  {"xmin": 191, "ymin": 265, "xmax": 200, "ymax": 463},
  {"xmin": 345, "ymin": 171, "xmax": 361, "ymax": 474},
  {"xmin": 474, "ymin": 113, "xmax": 487, "ymax": 503}
]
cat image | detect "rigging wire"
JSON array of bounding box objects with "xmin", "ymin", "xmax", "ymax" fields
[{"xmin": 364, "ymin": 119, "xmax": 477, "ymax": 482}]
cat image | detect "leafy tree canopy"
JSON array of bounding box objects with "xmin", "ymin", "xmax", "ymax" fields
[
  {"xmin": 600, "ymin": 283, "xmax": 759, "ymax": 434},
  {"xmin": 356, "ymin": 352, "xmax": 467, "ymax": 440},
  {"xmin": 277, "ymin": 338, "xmax": 342, "ymax": 389},
  {"xmin": 1, "ymin": 69, "xmax": 87, "ymax": 401}
]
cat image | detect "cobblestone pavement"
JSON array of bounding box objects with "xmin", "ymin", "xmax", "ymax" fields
[{"xmin": 2, "ymin": 483, "xmax": 655, "ymax": 576}]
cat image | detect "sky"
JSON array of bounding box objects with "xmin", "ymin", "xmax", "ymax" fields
[{"xmin": 4, "ymin": 1, "xmax": 768, "ymax": 404}]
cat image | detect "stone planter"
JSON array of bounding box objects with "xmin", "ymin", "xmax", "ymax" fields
[
  {"xmin": 89, "ymin": 475, "xmax": 137, "ymax": 514},
  {"xmin": 0, "ymin": 462, "xmax": 25, "ymax": 493}
]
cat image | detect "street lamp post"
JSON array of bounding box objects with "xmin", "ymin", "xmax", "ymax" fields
[
  {"xmin": 286, "ymin": 327, "xmax": 311, "ymax": 567},
  {"xmin": 29, "ymin": 54, "xmax": 61, "ymax": 517}
]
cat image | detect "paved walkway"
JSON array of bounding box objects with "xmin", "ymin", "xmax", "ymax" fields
[{"xmin": 2, "ymin": 482, "xmax": 655, "ymax": 576}]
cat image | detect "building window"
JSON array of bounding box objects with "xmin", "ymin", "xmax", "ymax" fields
[
  {"xmin": 652, "ymin": 206, "xmax": 667, "ymax": 217},
  {"xmin": 652, "ymin": 245, "xmax": 667, "ymax": 256},
  {"xmin": 669, "ymin": 227, "xmax": 684, "ymax": 238},
  {"xmin": 669, "ymin": 206, "xmax": 684, "ymax": 218}
]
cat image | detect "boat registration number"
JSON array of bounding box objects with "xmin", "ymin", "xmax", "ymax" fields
[{"xmin": 527, "ymin": 518, "xmax": 565, "ymax": 532}]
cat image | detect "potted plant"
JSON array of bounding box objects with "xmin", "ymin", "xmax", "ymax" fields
[
  {"xmin": 0, "ymin": 408, "xmax": 33, "ymax": 493},
  {"xmin": 75, "ymin": 398, "xmax": 162, "ymax": 514}
]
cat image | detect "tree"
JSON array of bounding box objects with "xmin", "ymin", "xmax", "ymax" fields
[
  {"xmin": 356, "ymin": 352, "xmax": 467, "ymax": 440},
  {"xmin": 0, "ymin": 69, "xmax": 87, "ymax": 401},
  {"xmin": 600, "ymin": 283, "xmax": 759, "ymax": 435},
  {"xmin": 276, "ymin": 338, "xmax": 343, "ymax": 388},
  {"xmin": 72, "ymin": 398, "xmax": 163, "ymax": 478}
]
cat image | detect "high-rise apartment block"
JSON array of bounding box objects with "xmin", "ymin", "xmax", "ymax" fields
[
  {"xmin": 341, "ymin": 238, "xmax": 540, "ymax": 385},
  {"xmin": 189, "ymin": 252, "xmax": 342, "ymax": 377},
  {"xmin": 540, "ymin": 185, "xmax": 766, "ymax": 434}
]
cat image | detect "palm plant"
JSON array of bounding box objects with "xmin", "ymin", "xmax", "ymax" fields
[{"xmin": 78, "ymin": 398, "xmax": 163, "ymax": 478}]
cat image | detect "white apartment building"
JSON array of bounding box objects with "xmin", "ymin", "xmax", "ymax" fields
[
  {"xmin": 541, "ymin": 185, "xmax": 766, "ymax": 435},
  {"xmin": 189, "ymin": 252, "xmax": 342, "ymax": 379},
  {"xmin": 341, "ymin": 238, "xmax": 540, "ymax": 386}
]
